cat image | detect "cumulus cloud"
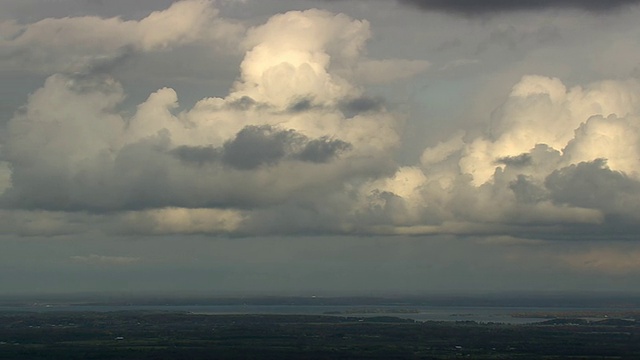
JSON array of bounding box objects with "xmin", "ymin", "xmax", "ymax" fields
[
  {"xmin": 455, "ymin": 76, "xmax": 640, "ymax": 186},
  {"xmin": 1, "ymin": 1, "xmax": 639, "ymax": 241},
  {"xmin": 349, "ymin": 75, "xmax": 640, "ymax": 237},
  {"xmin": 5, "ymin": 72, "xmax": 640, "ymax": 238},
  {"xmin": 0, "ymin": 5, "xmax": 418, "ymax": 236},
  {"xmin": 0, "ymin": 0, "xmax": 243, "ymax": 74},
  {"xmin": 0, "ymin": 69, "xmax": 393, "ymax": 213}
]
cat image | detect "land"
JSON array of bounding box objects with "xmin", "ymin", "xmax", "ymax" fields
[{"xmin": 1, "ymin": 311, "xmax": 639, "ymax": 359}]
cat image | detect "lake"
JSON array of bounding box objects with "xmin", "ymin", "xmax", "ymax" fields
[{"xmin": 0, "ymin": 304, "xmax": 596, "ymax": 324}]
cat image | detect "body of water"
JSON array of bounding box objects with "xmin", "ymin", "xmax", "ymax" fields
[{"xmin": 0, "ymin": 304, "xmax": 602, "ymax": 324}]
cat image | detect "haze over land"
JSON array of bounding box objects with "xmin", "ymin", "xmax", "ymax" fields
[{"xmin": 1, "ymin": 0, "xmax": 640, "ymax": 295}]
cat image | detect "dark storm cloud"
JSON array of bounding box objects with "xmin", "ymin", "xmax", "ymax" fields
[
  {"xmin": 545, "ymin": 159, "xmax": 640, "ymax": 221},
  {"xmin": 80, "ymin": 46, "xmax": 135, "ymax": 76},
  {"xmin": 295, "ymin": 137, "xmax": 352, "ymax": 163},
  {"xmin": 509, "ymin": 175, "xmax": 547, "ymax": 204},
  {"xmin": 496, "ymin": 153, "xmax": 532, "ymax": 167},
  {"xmin": 221, "ymin": 125, "xmax": 304, "ymax": 169},
  {"xmin": 339, "ymin": 96, "xmax": 384, "ymax": 118},
  {"xmin": 221, "ymin": 125, "xmax": 352, "ymax": 169},
  {"xmin": 226, "ymin": 96, "xmax": 260, "ymax": 111},
  {"xmin": 396, "ymin": 0, "xmax": 640, "ymax": 13},
  {"xmin": 171, "ymin": 145, "xmax": 221, "ymax": 165},
  {"xmin": 288, "ymin": 98, "xmax": 315, "ymax": 113},
  {"xmin": 172, "ymin": 126, "xmax": 352, "ymax": 170},
  {"xmin": 285, "ymin": 96, "xmax": 384, "ymax": 117}
]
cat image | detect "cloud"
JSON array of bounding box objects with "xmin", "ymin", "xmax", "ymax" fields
[
  {"xmin": 0, "ymin": 68, "xmax": 395, "ymax": 214},
  {"xmin": 475, "ymin": 235, "xmax": 544, "ymax": 246},
  {"xmin": 352, "ymin": 59, "xmax": 430, "ymax": 84},
  {"xmin": 559, "ymin": 248, "xmax": 640, "ymax": 274},
  {"xmin": 172, "ymin": 125, "xmax": 352, "ymax": 170},
  {"xmin": 0, "ymin": 210, "xmax": 92, "ymax": 237},
  {"xmin": 4, "ymin": 67, "xmax": 640, "ymax": 238},
  {"xmin": 71, "ymin": 254, "xmax": 141, "ymax": 265},
  {"xmin": 457, "ymin": 75, "xmax": 640, "ymax": 186},
  {"xmin": 0, "ymin": 6, "xmax": 411, "ymax": 236},
  {"xmin": 118, "ymin": 208, "xmax": 245, "ymax": 235},
  {"xmin": 295, "ymin": 137, "xmax": 352, "ymax": 163},
  {"xmin": 349, "ymin": 75, "xmax": 640, "ymax": 237},
  {"xmin": 7, "ymin": 73, "xmax": 639, "ymax": 238},
  {"xmin": 396, "ymin": 0, "xmax": 640, "ymax": 14},
  {"xmin": 495, "ymin": 153, "xmax": 532, "ymax": 167},
  {"xmin": 221, "ymin": 126, "xmax": 302, "ymax": 169},
  {"xmin": 0, "ymin": 0, "xmax": 243, "ymax": 74},
  {"xmin": 220, "ymin": 125, "xmax": 350, "ymax": 169},
  {"xmin": 320, "ymin": 0, "xmax": 640, "ymax": 14},
  {"xmin": 1, "ymin": 2, "xmax": 639, "ymax": 241},
  {"xmin": 546, "ymin": 160, "xmax": 640, "ymax": 222}
]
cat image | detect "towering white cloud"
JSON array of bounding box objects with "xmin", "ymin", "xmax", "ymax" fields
[
  {"xmin": 460, "ymin": 76, "xmax": 640, "ymax": 186},
  {"xmin": 355, "ymin": 75, "xmax": 640, "ymax": 236},
  {"xmin": 1, "ymin": 1, "xmax": 638, "ymax": 242},
  {"xmin": 234, "ymin": 9, "xmax": 364, "ymax": 108},
  {"xmin": 0, "ymin": 5, "xmax": 420, "ymax": 236}
]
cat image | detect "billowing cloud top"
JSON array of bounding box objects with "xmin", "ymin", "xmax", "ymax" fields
[
  {"xmin": 0, "ymin": 0, "xmax": 639, "ymax": 243},
  {"xmin": 0, "ymin": 1, "xmax": 426, "ymax": 236}
]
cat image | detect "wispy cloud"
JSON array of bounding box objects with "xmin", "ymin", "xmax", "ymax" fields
[
  {"xmin": 70, "ymin": 254, "xmax": 141, "ymax": 265},
  {"xmin": 559, "ymin": 249, "xmax": 640, "ymax": 275}
]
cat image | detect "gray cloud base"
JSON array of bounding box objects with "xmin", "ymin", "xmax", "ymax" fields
[
  {"xmin": 321, "ymin": 0, "xmax": 640, "ymax": 13},
  {"xmin": 398, "ymin": 0, "xmax": 640, "ymax": 13},
  {"xmin": 1, "ymin": 1, "xmax": 640, "ymax": 242}
]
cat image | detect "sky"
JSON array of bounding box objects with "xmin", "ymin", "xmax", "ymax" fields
[{"xmin": 1, "ymin": 0, "xmax": 640, "ymax": 296}]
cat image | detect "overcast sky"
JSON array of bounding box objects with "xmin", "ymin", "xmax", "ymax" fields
[{"xmin": 1, "ymin": 0, "xmax": 640, "ymax": 296}]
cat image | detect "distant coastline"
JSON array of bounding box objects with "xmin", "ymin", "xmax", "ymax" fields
[{"xmin": 324, "ymin": 308, "xmax": 420, "ymax": 315}]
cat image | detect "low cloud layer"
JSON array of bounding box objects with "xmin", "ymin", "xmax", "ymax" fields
[
  {"xmin": 322, "ymin": 0, "xmax": 640, "ymax": 14},
  {"xmin": 397, "ymin": 0, "xmax": 640, "ymax": 13},
  {"xmin": 71, "ymin": 254, "xmax": 141, "ymax": 266},
  {"xmin": 564, "ymin": 251, "xmax": 640, "ymax": 274}
]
